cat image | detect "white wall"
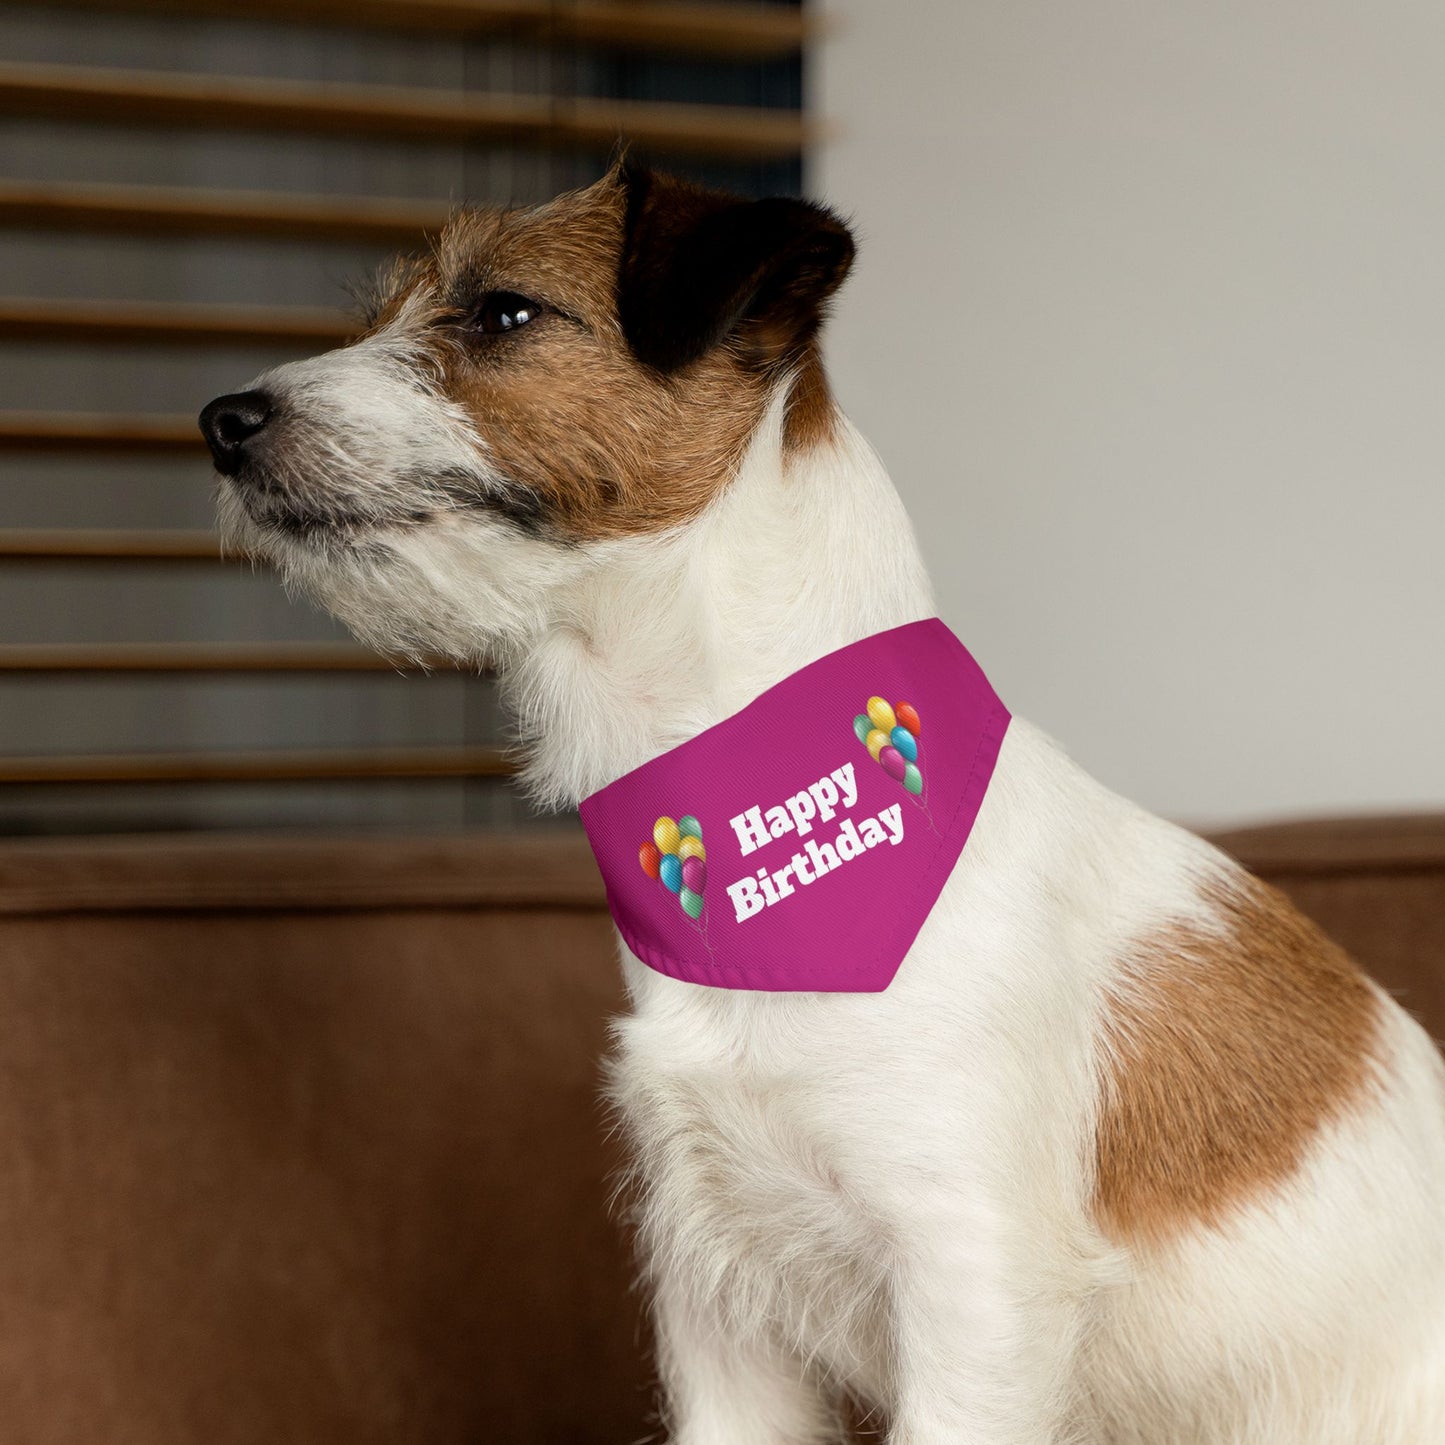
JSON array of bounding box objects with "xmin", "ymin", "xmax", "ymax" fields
[{"xmin": 812, "ymin": 0, "xmax": 1445, "ymax": 827}]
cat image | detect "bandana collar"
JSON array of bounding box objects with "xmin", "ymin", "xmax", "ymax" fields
[{"xmin": 578, "ymin": 619, "xmax": 1010, "ymax": 992}]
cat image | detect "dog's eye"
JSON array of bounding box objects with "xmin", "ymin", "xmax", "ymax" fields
[{"xmin": 471, "ymin": 291, "xmax": 543, "ymax": 335}]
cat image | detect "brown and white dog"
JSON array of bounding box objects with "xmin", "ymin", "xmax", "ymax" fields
[{"xmin": 200, "ymin": 164, "xmax": 1445, "ymax": 1444}]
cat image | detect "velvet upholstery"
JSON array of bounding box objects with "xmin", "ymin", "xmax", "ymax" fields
[{"xmin": 0, "ymin": 817, "xmax": 1439, "ymax": 1441}]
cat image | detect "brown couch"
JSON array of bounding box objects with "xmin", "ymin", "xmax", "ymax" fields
[{"xmin": 0, "ymin": 817, "xmax": 1440, "ymax": 1444}]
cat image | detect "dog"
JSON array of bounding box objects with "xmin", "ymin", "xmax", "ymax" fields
[{"xmin": 200, "ymin": 162, "xmax": 1445, "ymax": 1443}]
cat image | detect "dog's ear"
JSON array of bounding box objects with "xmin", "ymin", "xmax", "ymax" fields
[{"xmin": 616, "ymin": 162, "xmax": 855, "ymax": 374}]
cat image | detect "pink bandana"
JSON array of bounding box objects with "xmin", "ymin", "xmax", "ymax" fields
[{"xmin": 578, "ymin": 619, "xmax": 1010, "ymax": 992}]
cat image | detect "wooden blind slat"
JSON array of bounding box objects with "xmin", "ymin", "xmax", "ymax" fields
[
  {"xmin": 0, "ymin": 643, "xmax": 421, "ymax": 673},
  {"xmin": 0, "ymin": 62, "xmax": 812, "ymax": 161},
  {"xmin": 0, "ymin": 180, "xmax": 448, "ymax": 245},
  {"xmin": 0, "ymin": 297, "xmax": 353, "ymax": 348},
  {"xmin": 0, "ymin": 745, "xmax": 514, "ymax": 784},
  {"xmin": 28, "ymin": 0, "xmax": 810, "ymax": 59},
  {"xmin": 0, "ymin": 529, "xmax": 221, "ymax": 560},
  {"xmin": 544, "ymin": 0, "xmax": 810, "ymax": 58},
  {"xmin": 0, "ymin": 413, "xmax": 204, "ymax": 452}
]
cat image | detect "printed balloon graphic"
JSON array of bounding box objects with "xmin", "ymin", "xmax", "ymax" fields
[
  {"xmin": 851, "ymin": 694, "xmax": 925, "ymax": 798},
  {"xmin": 866, "ymin": 696, "xmax": 896, "ymax": 734},
  {"xmin": 638, "ymin": 811, "xmax": 709, "ymax": 927},
  {"xmin": 879, "ymin": 745, "xmax": 907, "ymax": 782},
  {"xmin": 889, "ymin": 725, "xmax": 917, "ymax": 763}
]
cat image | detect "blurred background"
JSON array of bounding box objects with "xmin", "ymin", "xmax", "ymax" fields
[
  {"xmin": 0, "ymin": 4, "xmax": 1442, "ymax": 1443},
  {"xmin": 0, "ymin": 0, "xmax": 801, "ymax": 837},
  {"xmin": 2, "ymin": 0, "xmax": 1440, "ymax": 840},
  {"xmin": 818, "ymin": 0, "xmax": 1445, "ymax": 828}
]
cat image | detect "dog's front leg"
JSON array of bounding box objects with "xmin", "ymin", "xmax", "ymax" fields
[
  {"xmin": 885, "ymin": 1198, "xmax": 1091, "ymax": 1445},
  {"xmin": 653, "ymin": 1275, "xmax": 840, "ymax": 1445}
]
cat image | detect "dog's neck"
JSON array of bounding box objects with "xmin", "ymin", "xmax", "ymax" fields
[{"xmin": 505, "ymin": 390, "xmax": 937, "ymax": 809}]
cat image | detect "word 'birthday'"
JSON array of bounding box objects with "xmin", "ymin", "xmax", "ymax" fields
[{"xmin": 724, "ymin": 762, "xmax": 905, "ymax": 922}]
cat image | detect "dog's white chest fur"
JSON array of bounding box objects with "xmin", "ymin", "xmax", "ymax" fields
[{"xmin": 613, "ymin": 995, "xmax": 898, "ymax": 1400}]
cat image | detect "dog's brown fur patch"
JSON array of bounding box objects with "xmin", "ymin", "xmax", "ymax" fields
[
  {"xmin": 782, "ymin": 344, "xmax": 840, "ymax": 457},
  {"xmin": 367, "ymin": 176, "xmax": 784, "ymax": 541},
  {"xmin": 1094, "ymin": 873, "xmax": 1382, "ymax": 1246}
]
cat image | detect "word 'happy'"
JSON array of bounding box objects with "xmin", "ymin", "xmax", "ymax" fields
[{"xmin": 725, "ymin": 762, "xmax": 905, "ymax": 922}]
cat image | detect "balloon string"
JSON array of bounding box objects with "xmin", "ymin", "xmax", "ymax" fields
[
  {"xmin": 910, "ymin": 742, "xmax": 939, "ymax": 837},
  {"xmin": 691, "ymin": 908, "xmax": 717, "ymax": 965},
  {"xmin": 915, "ymin": 790, "xmax": 941, "ymax": 839}
]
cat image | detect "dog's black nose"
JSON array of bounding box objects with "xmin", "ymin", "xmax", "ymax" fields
[{"xmin": 199, "ymin": 390, "xmax": 273, "ymax": 475}]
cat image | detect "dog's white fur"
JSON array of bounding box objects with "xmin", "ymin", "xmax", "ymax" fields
[{"xmin": 217, "ymin": 228, "xmax": 1445, "ymax": 1444}]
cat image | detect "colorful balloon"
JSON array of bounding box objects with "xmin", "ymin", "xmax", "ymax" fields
[
  {"xmin": 681, "ymin": 856, "xmax": 707, "ymax": 894},
  {"xmin": 895, "ymin": 702, "xmax": 921, "ymax": 738},
  {"xmin": 654, "ymin": 816, "xmax": 681, "ymax": 854},
  {"xmin": 866, "ymin": 696, "xmax": 897, "ymax": 733},
  {"xmin": 852, "ymin": 714, "xmax": 873, "ymax": 745},
  {"xmin": 889, "ymin": 725, "xmax": 918, "ymax": 763},
  {"xmin": 679, "ymin": 887, "xmax": 704, "ymax": 920},
  {"xmin": 679, "ymin": 815, "xmax": 703, "ymax": 841},
  {"xmin": 904, "ymin": 762, "xmax": 923, "ymax": 795},
  {"xmin": 866, "ymin": 728, "xmax": 890, "ymax": 761},
  {"xmin": 679, "ymin": 836, "xmax": 706, "ymax": 862},
  {"xmin": 639, "ymin": 842, "xmax": 661, "ymax": 878},
  {"xmin": 659, "ymin": 853, "xmax": 683, "ymax": 893},
  {"xmin": 879, "ymin": 745, "xmax": 907, "ymax": 782}
]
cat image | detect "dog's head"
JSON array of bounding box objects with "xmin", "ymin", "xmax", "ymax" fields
[{"xmin": 200, "ymin": 164, "xmax": 854, "ymax": 661}]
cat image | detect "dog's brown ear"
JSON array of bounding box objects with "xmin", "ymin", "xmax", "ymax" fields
[{"xmin": 617, "ymin": 162, "xmax": 855, "ymax": 374}]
